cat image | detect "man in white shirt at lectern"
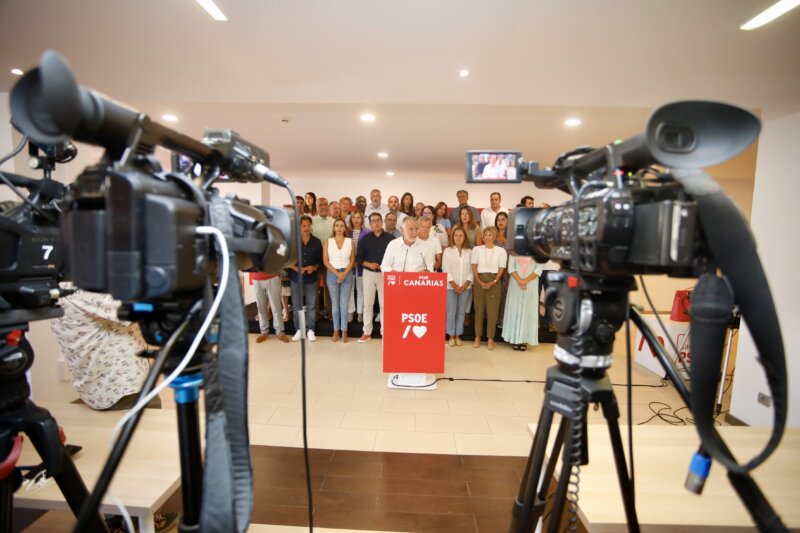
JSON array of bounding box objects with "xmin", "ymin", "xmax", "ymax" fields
[
  {"xmin": 380, "ymin": 216, "xmax": 438, "ymax": 390},
  {"xmin": 381, "ymin": 217, "xmax": 435, "ymax": 273}
]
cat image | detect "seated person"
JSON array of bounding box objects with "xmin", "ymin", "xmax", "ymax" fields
[{"xmin": 51, "ymin": 287, "xmax": 159, "ymax": 410}]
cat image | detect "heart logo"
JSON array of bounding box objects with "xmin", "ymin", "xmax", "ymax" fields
[{"xmin": 412, "ymin": 325, "xmax": 427, "ymax": 339}]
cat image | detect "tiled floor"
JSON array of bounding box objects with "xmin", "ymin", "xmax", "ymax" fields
[
  {"xmin": 162, "ymin": 332, "xmax": 692, "ymax": 457},
  {"xmin": 20, "ymin": 331, "xmax": 707, "ymax": 532}
]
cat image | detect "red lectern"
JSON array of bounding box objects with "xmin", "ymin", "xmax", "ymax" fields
[{"xmin": 383, "ymin": 272, "xmax": 446, "ymax": 389}]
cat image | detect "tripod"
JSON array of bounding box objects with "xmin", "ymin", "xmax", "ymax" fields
[
  {"xmin": 510, "ymin": 271, "xmax": 638, "ymax": 532},
  {"xmin": 512, "ymin": 363, "xmax": 639, "ymax": 533},
  {"xmin": 0, "ymin": 318, "xmax": 107, "ymax": 533},
  {"xmin": 72, "ymin": 301, "xmax": 209, "ymax": 533}
]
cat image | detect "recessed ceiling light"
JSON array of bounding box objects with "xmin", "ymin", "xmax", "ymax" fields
[
  {"xmin": 360, "ymin": 113, "xmax": 376, "ymax": 123},
  {"xmin": 377, "ymin": 152, "xmax": 389, "ymax": 158},
  {"xmin": 386, "ymin": 171, "xmax": 395, "ymax": 176},
  {"xmin": 161, "ymin": 114, "xmax": 179, "ymax": 122},
  {"xmin": 10, "ymin": 68, "xmax": 23, "ymax": 76},
  {"xmin": 740, "ymin": 0, "xmax": 800, "ymax": 30},
  {"xmin": 564, "ymin": 118, "xmax": 582, "ymax": 127},
  {"xmin": 195, "ymin": 0, "xmax": 228, "ymax": 21},
  {"xmin": 459, "ymin": 69, "xmax": 470, "ymax": 78}
]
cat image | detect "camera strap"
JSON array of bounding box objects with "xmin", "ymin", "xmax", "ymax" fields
[
  {"xmin": 201, "ymin": 195, "xmax": 253, "ymax": 533},
  {"xmin": 675, "ymin": 169, "xmax": 787, "ymax": 475}
]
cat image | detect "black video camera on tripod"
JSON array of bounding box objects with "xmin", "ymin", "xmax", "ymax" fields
[
  {"xmin": 2, "ymin": 50, "xmax": 302, "ymax": 533},
  {"xmin": 495, "ymin": 102, "xmax": 787, "ymax": 532}
]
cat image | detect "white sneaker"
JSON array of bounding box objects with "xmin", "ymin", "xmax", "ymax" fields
[
  {"xmin": 291, "ymin": 330, "xmax": 302, "ymax": 342},
  {"xmin": 307, "ymin": 330, "xmax": 317, "ymax": 342}
]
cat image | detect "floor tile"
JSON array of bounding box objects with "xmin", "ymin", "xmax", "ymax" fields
[
  {"xmin": 454, "ymin": 433, "xmax": 533, "ymax": 456},
  {"xmin": 314, "ymin": 395, "xmax": 384, "ymax": 412},
  {"xmin": 485, "ymin": 415, "xmax": 537, "ymax": 435},
  {"xmin": 373, "ymin": 430, "xmax": 457, "ymax": 454},
  {"xmin": 293, "ymin": 427, "xmax": 376, "ymax": 451},
  {"xmin": 381, "ymin": 396, "xmax": 451, "ymax": 415},
  {"xmin": 250, "ymin": 424, "xmax": 301, "ymax": 446},
  {"xmin": 448, "ymin": 399, "xmax": 518, "ymax": 416},
  {"xmin": 269, "ymin": 407, "xmax": 345, "ymax": 429},
  {"xmin": 341, "ymin": 411, "xmax": 415, "ymax": 432},
  {"xmin": 414, "ymin": 414, "xmax": 491, "ymax": 434}
]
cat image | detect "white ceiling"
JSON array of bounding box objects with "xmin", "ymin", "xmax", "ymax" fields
[{"xmin": 1, "ymin": 0, "xmax": 798, "ymax": 180}]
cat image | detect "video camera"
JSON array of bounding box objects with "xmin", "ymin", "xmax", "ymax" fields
[
  {"xmin": 8, "ymin": 51, "xmax": 296, "ymax": 307},
  {"xmin": 0, "ymin": 141, "xmax": 73, "ymax": 327},
  {"xmin": 483, "ymin": 102, "xmax": 788, "ymax": 531},
  {"xmin": 506, "ymin": 101, "xmax": 759, "ymax": 277},
  {"xmin": 3, "ymin": 51, "xmax": 303, "ymax": 532}
]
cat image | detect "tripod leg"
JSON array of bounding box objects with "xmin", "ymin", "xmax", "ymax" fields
[
  {"xmin": 605, "ymin": 412, "xmax": 640, "ymax": 532},
  {"xmin": 171, "ymin": 375, "xmax": 204, "ymax": 529},
  {"xmin": 546, "ymin": 416, "xmax": 576, "ymax": 533},
  {"xmin": 21, "ymin": 405, "xmax": 107, "ymax": 532},
  {"xmin": 1, "ymin": 427, "xmax": 20, "ymax": 533},
  {"xmin": 510, "ymin": 405, "xmax": 557, "ymax": 533},
  {"xmin": 537, "ymin": 418, "xmax": 567, "ymax": 506}
]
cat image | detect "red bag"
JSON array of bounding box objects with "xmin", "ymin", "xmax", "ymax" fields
[{"xmin": 670, "ymin": 289, "xmax": 692, "ymax": 322}]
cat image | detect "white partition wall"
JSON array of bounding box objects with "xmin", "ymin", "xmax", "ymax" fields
[{"xmin": 730, "ymin": 110, "xmax": 800, "ymax": 427}]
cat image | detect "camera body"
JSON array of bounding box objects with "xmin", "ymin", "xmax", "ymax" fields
[
  {"xmin": 62, "ymin": 162, "xmax": 296, "ymax": 302},
  {"xmin": 0, "ymin": 200, "xmax": 63, "ymax": 323},
  {"xmin": 509, "ymin": 184, "xmax": 700, "ymax": 277},
  {"xmin": 0, "ymin": 156, "xmax": 70, "ymax": 326},
  {"xmin": 502, "ymin": 100, "xmax": 760, "ymax": 280},
  {"xmin": 8, "ymin": 51, "xmax": 297, "ymax": 306}
]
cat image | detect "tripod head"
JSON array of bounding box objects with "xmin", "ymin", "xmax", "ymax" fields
[
  {"xmin": 0, "ymin": 325, "xmax": 35, "ymax": 413},
  {"xmin": 543, "ymin": 271, "xmax": 635, "ymax": 372}
]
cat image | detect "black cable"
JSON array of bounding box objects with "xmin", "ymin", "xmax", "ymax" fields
[
  {"xmin": 638, "ymin": 276, "xmax": 691, "ymax": 379},
  {"xmin": 625, "ymin": 305, "xmax": 635, "ymax": 506},
  {"xmin": 272, "ymin": 179, "xmax": 313, "ymax": 532},
  {"xmin": 637, "ymin": 400, "xmax": 728, "ymax": 427},
  {"xmin": 389, "ymin": 375, "xmax": 669, "ymax": 388}
]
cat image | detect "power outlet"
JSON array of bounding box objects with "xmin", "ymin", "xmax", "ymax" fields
[{"xmin": 757, "ymin": 392, "xmax": 772, "ymax": 407}]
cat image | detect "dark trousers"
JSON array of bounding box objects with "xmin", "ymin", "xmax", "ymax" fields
[{"xmin": 473, "ymin": 272, "xmax": 501, "ymax": 340}]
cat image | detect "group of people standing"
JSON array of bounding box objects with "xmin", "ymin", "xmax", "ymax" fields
[{"xmin": 252, "ymin": 187, "xmax": 543, "ymax": 350}]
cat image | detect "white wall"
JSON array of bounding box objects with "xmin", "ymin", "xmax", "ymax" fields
[
  {"xmin": 269, "ymin": 171, "xmax": 571, "ymax": 212},
  {"xmin": 730, "ymin": 111, "xmax": 800, "ymax": 427}
]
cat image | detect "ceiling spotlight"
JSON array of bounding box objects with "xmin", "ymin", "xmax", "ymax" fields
[
  {"xmin": 360, "ymin": 113, "xmax": 376, "ymax": 123},
  {"xmin": 196, "ymin": 0, "xmax": 228, "ymax": 21},
  {"xmin": 161, "ymin": 114, "xmax": 179, "ymax": 122},
  {"xmin": 377, "ymin": 152, "xmax": 389, "ymax": 158},
  {"xmin": 740, "ymin": 0, "xmax": 800, "ymax": 30},
  {"xmin": 459, "ymin": 69, "xmax": 470, "ymax": 78},
  {"xmin": 564, "ymin": 118, "xmax": 582, "ymax": 127},
  {"xmin": 386, "ymin": 171, "xmax": 395, "ymax": 176},
  {"xmin": 10, "ymin": 68, "xmax": 23, "ymax": 76}
]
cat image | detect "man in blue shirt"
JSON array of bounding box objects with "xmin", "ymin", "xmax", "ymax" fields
[
  {"xmin": 356, "ymin": 212, "xmax": 396, "ymax": 343},
  {"xmin": 288, "ymin": 215, "xmax": 323, "ymax": 341}
]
